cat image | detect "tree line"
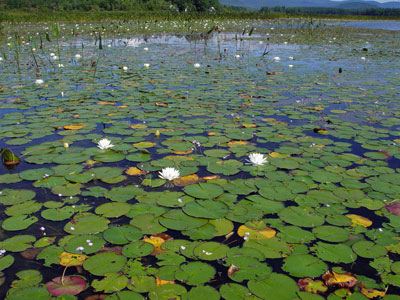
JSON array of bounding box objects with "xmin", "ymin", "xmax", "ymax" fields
[
  {"xmin": 260, "ymin": 6, "xmax": 400, "ymax": 17},
  {"xmin": 2, "ymin": 0, "xmax": 221, "ymax": 12}
]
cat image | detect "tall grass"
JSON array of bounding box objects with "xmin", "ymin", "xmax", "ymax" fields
[{"xmin": 1, "ymin": 9, "xmax": 399, "ymax": 23}]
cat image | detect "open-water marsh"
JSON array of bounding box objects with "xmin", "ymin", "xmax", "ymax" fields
[{"xmin": 0, "ymin": 20, "xmax": 399, "ymax": 299}]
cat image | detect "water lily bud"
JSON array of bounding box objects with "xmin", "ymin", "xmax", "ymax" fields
[
  {"xmin": 155, "ymin": 130, "xmax": 160, "ymax": 137},
  {"xmin": 63, "ymin": 142, "xmax": 69, "ymax": 148}
]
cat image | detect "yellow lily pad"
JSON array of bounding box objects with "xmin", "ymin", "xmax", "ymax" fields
[{"xmin": 346, "ymin": 214, "xmax": 372, "ymax": 227}]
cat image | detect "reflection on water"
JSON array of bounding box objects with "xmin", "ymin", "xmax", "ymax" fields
[{"xmin": 330, "ymin": 20, "xmax": 400, "ymax": 31}]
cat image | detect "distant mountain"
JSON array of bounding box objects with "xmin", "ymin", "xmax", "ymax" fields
[
  {"xmin": 219, "ymin": 0, "xmax": 400, "ymax": 9},
  {"xmin": 336, "ymin": 1, "xmax": 379, "ymax": 8}
]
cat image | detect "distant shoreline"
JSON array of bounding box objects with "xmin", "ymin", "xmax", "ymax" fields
[{"xmin": 1, "ymin": 9, "xmax": 400, "ymax": 23}]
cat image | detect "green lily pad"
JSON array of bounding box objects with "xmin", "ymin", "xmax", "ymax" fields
[
  {"xmin": 83, "ymin": 252, "xmax": 127, "ymax": 276},
  {"xmin": 248, "ymin": 273, "xmax": 299, "ymax": 300},
  {"xmin": 94, "ymin": 151, "xmax": 125, "ymax": 162},
  {"xmin": 312, "ymin": 242, "xmax": 357, "ymax": 263},
  {"xmin": 182, "ymin": 285, "xmax": 219, "ymax": 300},
  {"xmin": 219, "ymin": 283, "xmax": 253, "ymax": 300},
  {"xmin": 41, "ymin": 206, "xmax": 75, "ymax": 221},
  {"xmin": 122, "ymin": 241, "xmax": 154, "ymax": 258},
  {"xmin": 65, "ymin": 171, "xmax": 95, "ymax": 183},
  {"xmin": 226, "ymin": 256, "xmax": 272, "ymax": 282},
  {"xmin": 207, "ymin": 160, "xmax": 243, "ymax": 176},
  {"xmin": 103, "ymin": 225, "xmax": 142, "ymax": 245},
  {"xmin": 104, "ymin": 291, "xmax": 144, "ymax": 300},
  {"xmin": 51, "ymin": 183, "xmax": 81, "ymax": 196},
  {"xmin": 130, "ymin": 213, "xmax": 167, "ymax": 234},
  {"xmin": 312, "ymin": 225, "xmax": 350, "ymax": 242},
  {"xmin": 193, "ymin": 242, "xmax": 229, "ymax": 261},
  {"xmin": 282, "ymin": 254, "xmax": 327, "ymax": 278},
  {"xmin": 2, "ymin": 215, "xmax": 38, "ymax": 231},
  {"xmin": 5, "ymin": 200, "xmax": 42, "ymax": 216},
  {"xmin": 175, "ymin": 261, "xmax": 215, "ymax": 285},
  {"xmin": 0, "ymin": 189, "xmax": 35, "ymax": 206},
  {"xmin": 0, "ymin": 255, "xmax": 15, "ymax": 271},
  {"xmin": 95, "ymin": 202, "xmax": 131, "ymax": 218},
  {"xmin": 5, "ymin": 286, "xmax": 51, "ymax": 300},
  {"xmin": 149, "ymin": 284, "xmax": 187, "ymax": 300},
  {"xmin": 19, "ymin": 168, "xmax": 54, "ymax": 181},
  {"xmin": 64, "ymin": 235, "xmax": 105, "ymax": 254},
  {"xmin": 125, "ymin": 274, "xmax": 156, "ymax": 293},
  {"xmin": 92, "ymin": 167, "xmax": 123, "ymax": 180},
  {"xmin": 159, "ymin": 210, "xmax": 208, "ymax": 231},
  {"xmin": 0, "ymin": 235, "xmax": 35, "ymax": 252},
  {"xmin": 36, "ymin": 245, "xmax": 63, "ymax": 267},
  {"xmin": 182, "ymin": 200, "xmax": 229, "ymax": 219},
  {"xmin": 104, "ymin": 186, "xmax": 144, "ymax": 202},
  {"xmin": 183, "ymin": 183, "xmax": 224, "ymax": 200},
  {"xmin": 92, "ymin": 273, "xmax": 128, "ymax": 293},
  {"xmin": 126, "ymin": 152, "xmax": 151, "ymax": 162},
  {"xmin": 64, "ymin": 213, "xmax": 110, "ymax": 235},
  {"xmin": 277, "ymin": 226, "xmax": 315, "ymax": 243},
  {"xmin": 53, "ymin": 152, "xmax": 90, "ymax": 164},
  {"xmin": 279, "ymin": 206, "xmax": 324, "ymax": 228},
  {"xmin": 352, "ymin": 241, "xmax": 387, "ymax": 258}
]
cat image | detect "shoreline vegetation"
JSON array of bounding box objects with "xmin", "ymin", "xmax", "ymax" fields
[
  {"xmin": 1, "ymin": 9, "xmax": 400, "ymax": 23},
  {"xmin": 0, "ymin": 0, "xmax": 399, "ymax": 22}
]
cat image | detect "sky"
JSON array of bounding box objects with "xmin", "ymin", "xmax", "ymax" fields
[{"xmin": 333, "ymin": 0, "xmax": 400, "ymax": 2}]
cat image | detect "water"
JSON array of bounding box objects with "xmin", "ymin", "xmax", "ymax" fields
[
  {"xmin": 0, "ymin": 21, "xmax": 400, "ymax": 299},
  {"xmin": 331, "ymin": 20, "xmax": 400, "ymax": 31}
]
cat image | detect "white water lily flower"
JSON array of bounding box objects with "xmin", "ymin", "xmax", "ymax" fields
[
  {"xmin": 159, "ymin": 167, "xmax": 180, "ymax": 181},
  {"xmin": 143, "ymin": 63, "xmax": 150, "ymax": 68},
  {"xmin": 273, "ymin": 56, "xmax": 280, "ymax": 61},
  {"xmin": 143, "ymin": 47, "xmax": 149, "ymax": 51},
  {"xmin": 35, "ymin": 79, "xmax": 44, "ymax": 85},
  {"xmin": 122, "ymin": 66, "xmax": 128, "ymax": 71},
  {"xmin": 75, "ymin": 54, "xmax": 81, "ymax": 59},
  {"xmin": 97, "ymin": 138, "xmax": 114, "ymax": 150},
  {"xmin": 248, "ymin": 153, "xmax": 268, "ymax": 166},
  {"xmin": 193, "ymin": 63, "xmax": 201, "ymax": 68}
]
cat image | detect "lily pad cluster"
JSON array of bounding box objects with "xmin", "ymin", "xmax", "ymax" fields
[{"xmin": 0, "ymin": 19, "xmax": 400, "ymax": 300}]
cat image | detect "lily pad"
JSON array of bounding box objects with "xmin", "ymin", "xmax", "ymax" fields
[
  {"xmin": 183, "ymin": 183, "xmax": 224, "ymax": 199},
  {"xmin": 46, "ymin": 276, "xmax": 86, "ymax": 296},
  {"xmin": 282, "ymin": 254, "xmax": 327, "ymax": 278},
  {"xmin": 193, "ymin": 242, "xmax": 229, "ymax": 261},
  {"xmin": 159, "ymin": 210, "xmax": 208, "ymax": 231},
  {"xmin": 312, "ymin": 242, "xmax": 357, "ymax": 263},
  {"xmin": 182, "ymin": 200, "xmax": 229, "ymax": 219},
  {"xmin": 64, "ymin": 213, "xmax": 110, "ymax": 235},
  {"xmin": 95, "ymin": 202, "xmax": 131, "ymax": 218},
  {"xmin": 175, "ymin": 261, "xmax": 215, "ymax": 285},
  {"xmin": 279, "ymin": 206, "xmax": 325, "ymax": 228},
  {"xmin": 2, "ymin": 215, "xmax": 38, "ymax": 231},
  {"xmin": 352, "ymin": 241, "xmax": 387, "ymax": 259},
  {"xmin": 83, "ymin": 252, "xmax": 127, "ymax": 276},
  {"xmin": 103, "ymin": 225, "xmax": 142, "ymax": 245},
  {"xmin": 248, "ymin": 273, "xmax": 299, "ymax": 300}
]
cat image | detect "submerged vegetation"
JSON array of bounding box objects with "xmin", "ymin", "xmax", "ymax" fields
[{"xmin": 0, "ymin": 15, "xmax": 400, "ymax": 300}]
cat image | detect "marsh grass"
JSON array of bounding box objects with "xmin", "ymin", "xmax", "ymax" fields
[{"xmin": 1, "ymin": 9, "xmax": 399, "ymax": 23}]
